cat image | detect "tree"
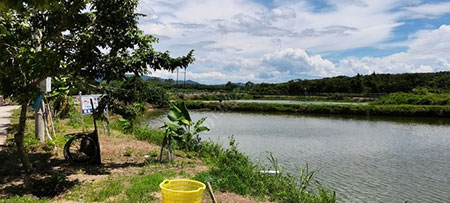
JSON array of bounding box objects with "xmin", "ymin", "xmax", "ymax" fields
[
  {"xmin": 244, "ymin": 81, "xmax": 254, "ymax": 90},
  {"xmin": 0, "ymin": 0, "xmax": 194, "ymax": 173},
  {"xmin": 225, "ymin": 81, "xmax": 236, "ymax": 91}
]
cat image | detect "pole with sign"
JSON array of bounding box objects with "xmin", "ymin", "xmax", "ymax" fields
[
  {"xmin": 35, "ymin": 77, "xmax": 51, "ymax": 143},
  {"xmin": 80, "ymin": 94, "xmax": 108, "ymax": 134}
]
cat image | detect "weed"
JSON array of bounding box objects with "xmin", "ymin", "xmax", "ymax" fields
[
  {"xmin": 89, "ymin": 178, "xmax": 124, "ymax": 202},
  {"xmin": 194, "ymin": 138, "xmax": 336, "ymax": 203}
]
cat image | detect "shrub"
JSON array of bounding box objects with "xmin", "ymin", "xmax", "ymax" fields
[
  {"xmin": 133, "ymin": 127, "xmax": 164, "ymax": 145},
  {"xmin": 372, "ymin": 92, "xmax": 450, "ymax": 105}
]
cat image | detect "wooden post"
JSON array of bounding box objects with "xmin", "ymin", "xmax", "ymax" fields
[
  {"xmin": 46, "ymin": 101, "xmax": 56, "ymax": 137},
  {"xmin": 207, "ymin": 182, "xmax": 217, "ymax": 203},
  {"xmin": 41, "ymin": 99, "xmax": 53, "ymax": 142},
  {"xmin": 105, "ymin": 107, "xmax": 111, "ymax": 137},
  {"xmin": 43, "ymin": 95, "xmax": 56, "ymax": 138},
  {"xmin": 90, "ymin": 98, "xmax": 101, "ymax": 165}
]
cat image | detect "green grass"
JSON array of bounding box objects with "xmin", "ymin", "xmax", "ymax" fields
[
  {"xmin": 109, "ymin": 118, "xmax": 165, "ymax": 145},
  {"xmin": 63, "ymin": 171, "xmax": 177, "ymax": 202},
  {"xmin": 90, "ymin": 178, "xmax": 124, "ymax": 202},
  {"xmin": 182, "ymin": 100, "xmax": 450, "ymax": 117},
  {"xmin": 372, "ymin": 92, "xmax": 450, "ymax": 105},
  {"xmin": 0, "ymin": 196, "xmax": 49, "ymax": 203},
  {"xmin": 126, "ymin": 173, "xmax": 170, "ymax": 202},
  {"xmin": 251, "ymin": 94, "xmax": 373, "ymax": 102},
  {"xmin": 133, "ymin": 127, "xmax": 164, "ymax": 146},
  {"xmin": 172, "ymin": 92, "xmax": 254, "ymax": 101},
  {"xmin": 193, "ymin": 139, "xmax": 336, "ymax": 203}
]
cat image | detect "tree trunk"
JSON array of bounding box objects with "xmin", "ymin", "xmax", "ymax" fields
[
  {"xmin": 15, "ymin": 103, "xmax": 32, "ymax": 173},
  {"xmin": 159, "ymin": 135, "xmax": 167, "ymax": 163},
  {"xmin": 167, "ymin": 137, "xmax": 172, "ymax": 162}
]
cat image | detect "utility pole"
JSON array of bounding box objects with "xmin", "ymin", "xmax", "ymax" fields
[
  {"xmin": 35, "ymin": 98, "xmax": 45, "ymax": 143},
  {"xmin": 34, "ymin": 30, "xmax": 45, "ymax": 143},
  {"xmin": 176, "ymin": 68, "xmax": 179, "ymax": 86},
  {"xmin": 36, "ymin": 78, "xmax": 51, "ymax": 143},
  {"xmin": 184, "ymin": 68, "xmax": 186, "ymax": 86}
]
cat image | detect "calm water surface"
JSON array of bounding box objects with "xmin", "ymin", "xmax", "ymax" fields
[
  {"xmin": 145, "ymin": 111, "xmax": 450, "ymax": 202},
  {"xmin": 210, "ymin": 99, "xmax": 367, "ymax": 105}
]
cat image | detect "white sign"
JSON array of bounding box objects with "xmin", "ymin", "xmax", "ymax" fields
[
  {"xmin": 80, "ymin": 94, "xmax": 104, "ymax": 115},
  {"xmin": 40, "ymin": 77, "xmax": 51, "ymax": 93}
]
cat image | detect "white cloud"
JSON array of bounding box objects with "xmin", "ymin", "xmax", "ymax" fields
[
  {"xmin": 436, "ymin": 58, "xmax": 450, "ymax": 69},
  {"xmin": 151, "ymin": 48, "xmax": 338, "ymax": 84},
  {"xmin": 401, "ymin": 2, "xmax": 450, "ymax": 19},
  {"xmin": 261, "ymin": 48, "xmax": 338, "ymax": 78},
  {"xmin": 138, "ymin": 0, "xmax": 450, "ymax": 84},
  {"xmin": 406, "ymin": 25, "xmax": 450, "ymax": 61},
  {"xmin": 337, "ymin": 25, "xmax": 450, "ymax": 75}
]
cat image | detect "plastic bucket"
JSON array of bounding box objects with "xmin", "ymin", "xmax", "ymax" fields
[{"xmin": 159, "ymin": 179, "xmax": 206, "ymax": 203}]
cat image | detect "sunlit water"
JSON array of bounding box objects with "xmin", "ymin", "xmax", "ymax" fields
[
  {"xmin": 145, "ymin": 110, "xmax": 450, "ymax": 202},
  {"xmin": 227, "ymin": 99, "xmax": 368, "ymax": 105}
]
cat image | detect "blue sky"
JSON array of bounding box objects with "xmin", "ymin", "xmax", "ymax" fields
[{"xmin": 137, "ymin": 0, "xmax": 450, "ymax": 84}]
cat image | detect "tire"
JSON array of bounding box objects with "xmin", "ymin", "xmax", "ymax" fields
[{"xmin": 63, "ymin": 133, "xmax": 99, "ymax": 164}]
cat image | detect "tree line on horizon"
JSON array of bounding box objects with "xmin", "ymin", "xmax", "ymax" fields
[{"xmin": 147, "ymin": 71, "xmax": 450, "ymax": 96}]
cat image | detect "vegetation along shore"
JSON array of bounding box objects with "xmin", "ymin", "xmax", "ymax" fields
[{"xmin": 182, "ymin": 100, "xmax": 450, "ymax": 117}]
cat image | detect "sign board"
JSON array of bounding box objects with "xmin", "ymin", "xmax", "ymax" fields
[
  {"xmin": 80, "ymin": 94, "xmax": 105, "ymax": 115},
  {"xmin": 40, "ymin": 77, "xmax": 51, "ymax": 93}
]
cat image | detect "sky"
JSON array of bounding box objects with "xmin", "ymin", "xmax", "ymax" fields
[{"xmin": 136, "ymin": 0, "xmax": 450, "ymax": 84}]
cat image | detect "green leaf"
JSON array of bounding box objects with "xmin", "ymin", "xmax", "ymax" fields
[
  {"xmin": 194, "ymin": 117, "xmax": 207, "ymax": 129},
  {"xmin": 195, "ymin": 126, "xmax": 209, "ymax": 133},
  {"xmin": 169, "ymin": 103, "xmax": 183, "ymax": 118},
  {"xmin": 179, "ymin": 102, "xmax": 192, "ymax": 122},
  {"xmin": 167, "ymin": 114, "xmax": 178, "ymax": 122},
  {"xmin": 161, "ymin": 122, "xmax": 181, "ymax": 132},
  {"xmin": 178, "ymin": 118, "xmax": 190, "ymax": 126}
]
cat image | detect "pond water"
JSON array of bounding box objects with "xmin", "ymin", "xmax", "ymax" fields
[
  {"xmin": 145, "ymin": 110, "xmax": 450, "ymax": 202},
  {"xmin": 211, "ymin": 99, "xmax": 368, "ymax": 105}
]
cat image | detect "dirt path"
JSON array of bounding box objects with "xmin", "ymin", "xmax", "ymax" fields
[{"xmin": 0, "ymin": 105, "xmax": 20, "ymax": 149}]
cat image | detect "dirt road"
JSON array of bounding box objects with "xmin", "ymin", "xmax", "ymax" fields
[{"xmin": 0, "ymin": 105, "xmax": 20, "ymax": 149}]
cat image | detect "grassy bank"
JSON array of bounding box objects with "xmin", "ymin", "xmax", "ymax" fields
[
  {"xmin": 172, "ymin": 92, "xmax": 374, "ymax": 102},
  {"xmin": 195, "ymin": 140, "xmax": 335, "ymax": 202},
  {"xmin": 2, "ymin": 107, "xmax": 336, "ymax": 202},
  {"xmin": 372, "ymin": 92, "xmax": 450, "ymax": 105},
  {"xmin": 252, "ymin": 94, "xmax": 374, "ymax": 103},
  {"xmin": 183, "ymin": 100, "xmax": 450, "ymax": 117}
]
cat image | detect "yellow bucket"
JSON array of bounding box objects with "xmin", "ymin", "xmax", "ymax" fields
[{"xmin": 159, "ymin": 179, "xmax": 206, "ymax": 203}]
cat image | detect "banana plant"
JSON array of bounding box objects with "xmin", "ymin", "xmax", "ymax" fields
[{"xmin": 159, "ymin": 102, "xmax": 209, "ymax": 162}]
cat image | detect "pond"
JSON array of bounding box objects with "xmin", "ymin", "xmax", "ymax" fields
[
  {"xmin": 210, "ymin": 99, "xmax": 368, "ymax": 105},
  {"xmin": 145, "ymin": 110, "xmax": 450, "ymax": 202}
]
